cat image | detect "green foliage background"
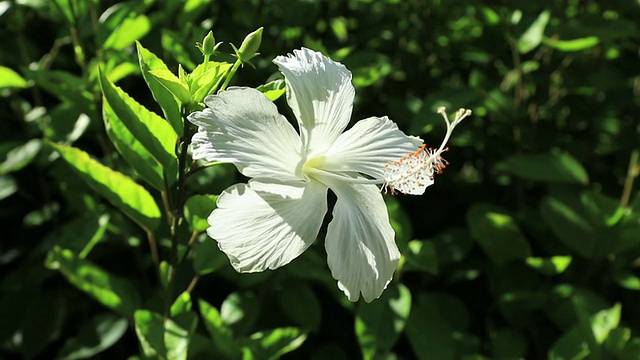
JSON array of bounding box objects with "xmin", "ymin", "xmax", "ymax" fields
[{"xmin": 1, "ymin": 0, "xmax": 639, "ymax": 359}]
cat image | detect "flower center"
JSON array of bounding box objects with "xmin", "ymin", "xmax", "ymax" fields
[{"xmin": 301, "ymin": 156, "xmax": 327, "ymax": 181}]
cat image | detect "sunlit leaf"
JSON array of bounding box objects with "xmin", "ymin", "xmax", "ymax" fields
[
  {"xmin": 45, "ymin": 247, "xmax": 141, "ymax": 318},
  {"xmin": 103, "ymin": 101, "xmax": 167, "ymax": 190},
  {"xmin": 545, "ymin": 36, "xmax": 600, "ymax": 52},
  {"xmin": 99, "ymin": 70, "xmax": 178, "ymax": 171},
  {"xmin": 188, "ymin": 62, "xmax": 232, "ymax": 104},
  {"xmin": 183, "ymin": 194, "xmax": 217, "ymax": 232},
  {"xmin": 170, "ymin": 292, "xmax": 192, "ymax": 317},
  {"xmin": 257, "ymin": 79, "xmax": 286, "ymax": 101},
  {"xmin": 243, "ymin": 327, "xmax": 307, "ymax": 359},
  {"xmin": 518, "ymin": 11, "xmax": 550, "ymax": 53},
  {"xmin": 0, "ymin": 139, "xmax": 42, "ymax": 175},
  {"xmin": 54, "ymin": 213, "xmax": 110, "ymax": 259},
  {"xmin": 148, "ymin": 68, "xmax": 191, "ymax": 104},
  {"xmin": 525, "ymin": 256, "xmax": 572, "ymax": 276},
  {"xmin": 136, "ymin": 42, "xmax": 183, "ymax": 135},
  {"xmin": 467, "ymin": 204, "xmax": 532, "ymax": 264},
  {"xmin": 591, "ymin": 303, "xmax": 621, "ymax": 344},
  {"xmin": 0, "ymin": 66, "xmax": 28, "ymax": 89},
  {"xmin": 134, "ymin": 310, "xmax": 198, "ymax": 360},
  {"xmin": 198, "ymin": 299, "xmax": 239, "ymax": 358},
  {"xmin": 103, "ymin": 15, "xmax": 151, "ymax": 51},
  {"xmin": 0, "ymin": 175, "xmax": 17, "ymax": 200},
  {"xmin": 221, "ymin": 292, "xmax": 259, "ymax": 336},
  {"xmin": 49, "ymin": 142, "xmax": 161, "ymax": 230}
]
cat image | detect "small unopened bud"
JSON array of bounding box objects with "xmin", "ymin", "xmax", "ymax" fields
[
  {"xmin": 231, "ymin": 27, "xmax": 263, "ymax": 65},
  {"xmin": 197, "ymin": 31, "xmax": 222, "ymax": 56}
]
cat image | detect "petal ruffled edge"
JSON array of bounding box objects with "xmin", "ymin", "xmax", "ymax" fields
[
  {"xmin": 273, "ymin": 48, "xmax": 355, "ymax": 156},
  {"xmin": 207, "ymin": 179, "xmax": 329, "ymax": 272}
]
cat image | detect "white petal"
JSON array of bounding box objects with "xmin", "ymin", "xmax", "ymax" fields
[
  {"xmin": 321, "ymin": 116, "xmax": 423, "ymax": 180},
  {"xmin": 188, "ymin": 87, "xmax": 303, "ymax": 181},
  {"xmin": 208, "ymin": 179, "xmax": 328, "ymax": 273},
  {"xmin": 324, "ymin": 180, "xmax": 400, "ymax": 302},
  {"xmin": 273, "ymin": 48, "xmax": 355, "ymax": 156}
]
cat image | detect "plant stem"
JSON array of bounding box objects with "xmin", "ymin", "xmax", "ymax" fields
[
  {"xmin": 219, "ymin": 59, "xmax": 243, "ymax": 91},
  {"xmin": 621, "ymin": 150, "xmax": 640, "ymax": 208},
  {"xmin": 146, "ymin": 229, "xmax": 159, "ymax": 268}
]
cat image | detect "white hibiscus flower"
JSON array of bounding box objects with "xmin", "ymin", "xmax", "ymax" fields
[{"xmin": 187, "ymin": 48, "xmax": 422, "ymax": 302}]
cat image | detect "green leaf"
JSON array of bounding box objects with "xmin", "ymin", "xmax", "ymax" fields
[
  {"xmin": 0, "ymin": 66, "xmax": 28, "ymax": 89},
  {"xmin": 44, "ymin": 103, "xmax": 90, "ymax": 144},
  {"xmin": 159, "ymin": 260, "xmax": 171, "ymax": 290},
  {"xmin": 549, "ymin": 303, "xmax": 622, "ymax": 360},
  {"xmin": 54, "ymin": 213, "xmax": 110, "ymax": 259},
  {"xmin": 136, "ymin": 42, "xmax": 183, "ymax": 135},
  {"xmin": 167, "ymin": 312, "xmax": 198, "ymax": 360},
  {"xmin": 192, "ymin": 235, "xmax": 227, "ymax": 275},
  {"xmin": 99, "ymin": 69, "xmax": 178, "ymax": 170},
  {"xmin": 171, "ymin": 292, "xmax": 192, "ymax": 317},
  {"xmin": 0, "ymin": 139, "xmax": 42, "ymax": 175},
  {"xmin": 24, "ymin": 70, "xmax": 96, "ymax": 116},
  {"xmin": 591, "ymin": 303, "xmax": 621, "ymax": 344},
  {"xmin": 277, "ymin": 282, "xmax": 322, "ymax": 332},
  {"xmin": 466, "ymin": 204, "xmax": 532, "ymax": 264},
  {"xmin": 406, "ymin": 293, "xmax": 475, "ymax": 359},
  {"xmin": 221, "ymin": 292, "xmax": 260, "ymax": 336},
  {"xmin": 184, "ymin": 194, "xmax": 217, "ymax": 232},
  {"xmin": 188, "ymin": 62, "xmax": 232, "ymax": 104},
  {"xmin": 134, "ymin": 311, "xmax": 167, "ymax": 358},
  {"xmin": 243, "ymin": 327, "xmax": 307, "ymax": 359},
  {"xmin": 525, "ymin": 256, "xmax": 572, "ymax": 276},
  {"xmin": 57, "ymin": 314, "xmax": 128, "ymax": 360},
  {"xmin": 148, "ymin": 68, "xmax": 191, "ymax": 104},
  {"xmin": 198, "ymin": 299, "xmax": 239, "ymax": 358},
  {"xmin": 49, "ymin": 142, "xmax": 161, "ymax": 230},
  {"xmin": 614, "ymin": 272, "xmax": 640, "ymax": 291},
  {"xmin": 518, "ymin": 11, "xmax": 550, "ymax": 54},
  {"xmin": 162, "ymin": 30, "xmax": 197, "ymax": 70},
  {"xmin": 404, "ymin": 239, "xmax": 438, "ymax": 274},
  {"xmin": 540, "ymin": 196, "xmax": 597, "ymax": 258},
  {"xmin": 495, "ymin": 151, "xmax": 589, "ymax": 184},
  {"xmin": 429, "ymin": 228, "xmax": 474, "ymax": 266},
  {"xmin": 257, "ymin": 79, "xmax": 286, "ymax": 101},
  {"xmin": 134, "ymin": 310, "xmax": 198, "ymax": 360},
  {"xmin": 545, "ymin": 36, "xmax": 600, "ymax": 52},
  {"xmin": 548, "ymin": 326, "xmax": 591, "ymax": 360},
  {"xmin": 103, "ymin": 15, "xmax": 151, "ymax": 51},
  {"xmin": 355, "ymin": 283, "xmax": 411, "ymax": 359},
  {"xmin": 0, "ymin": 175, "xmax": 17, "ymax": 200},
  {"xmin": 103, "ymin": 100, "xmax": 167, "ymax": 190},
  {"xmin": 45, "ymin": 247, "xmax": 141, "ymax": 318}
]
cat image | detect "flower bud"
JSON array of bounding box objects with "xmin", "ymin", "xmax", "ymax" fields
[
  {"xmin": 231, "ymin": 27, "xmax": 263, "ymax": 65},
  {"xmin": 197, "ymin": 31, "xmax": 221, "ymax": 56}
]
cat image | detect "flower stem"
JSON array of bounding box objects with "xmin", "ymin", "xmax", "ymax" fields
[{"xmin": 219, "ymin": 58, "xmax": 243, "ymax": 91}]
